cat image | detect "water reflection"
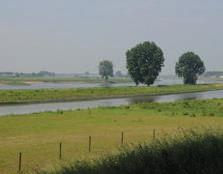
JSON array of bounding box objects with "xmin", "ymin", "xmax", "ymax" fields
[
  {"xmin": 0, "ymin": 90, "xmax": 222, "ymax": 116},
  {"xmin": 129, "ymin": 93, "xmax": 203, "ymax": 104}
]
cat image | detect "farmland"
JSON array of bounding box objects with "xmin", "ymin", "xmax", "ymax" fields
[{"xmin": 0, "ymin": 98, "xmax": 223, "ymax": 173}]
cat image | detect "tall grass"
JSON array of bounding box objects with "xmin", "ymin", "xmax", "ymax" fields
[{"xmin": 49, "ymin": 131, "xmax": 223, "ymax": 174}]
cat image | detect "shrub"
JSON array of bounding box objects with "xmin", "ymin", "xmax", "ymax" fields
[{"xmin": 49, "ymin": 131, "xmax": 223, "ymax": 174}]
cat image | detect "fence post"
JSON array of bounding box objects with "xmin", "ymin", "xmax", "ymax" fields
[
  {"xmin": 88, "ymin": 107, "xmax": 91, "ymax": 115},
  {"xmin": 89, "ymin": 136, "xmax": 92, "ymax": 152},
  {"xmin": 121, "ymin": 132, "xmax": 124, "ymax": 146},
  {"xmin": 18, "ymin": 152, "xmax": 22, "ymax": 173},
  {"xmin": 59, "ymin": 142, "xmax": 62, "ymax": 160},
  {"xmin": 153, "ymin": 129, "xmax": 156, "ymax": 140}
]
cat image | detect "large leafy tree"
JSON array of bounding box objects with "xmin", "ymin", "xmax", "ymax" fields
[
  {"xmin": 99, "ymin": 60, "xmax": 114, "ymax": 80},
  {"xmin": 126, "ymin": 41, "xmax": 165, "ymax": 86},
  {"xmin": 176, "ymin": 52, "xmax": 205, "ymax": 85}
]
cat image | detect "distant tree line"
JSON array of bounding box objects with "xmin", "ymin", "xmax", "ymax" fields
[
  {"xmin": 0, "ymin": 71, "xmax": 55, "ymax": 77},
  {"xmin": 30, "ymin": 71, "xmax": 56, "ymax": 77},
  {"xmin": 99, "ymin": 41, "xmax": 206, "ymax": 85}
]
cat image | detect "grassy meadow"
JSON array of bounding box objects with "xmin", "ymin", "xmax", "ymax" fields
[
  {"xmin": 0, "ymin": 84, "xmax": 223, "ymax": 104},
  {"xmin": 0, "ymin": 99, "xmax": 223, "ymax": 173}
]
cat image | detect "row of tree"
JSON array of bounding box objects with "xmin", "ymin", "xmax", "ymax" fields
[{"xmin": 99, "ymin": 41, "xmax": 205, "ymax": 85}]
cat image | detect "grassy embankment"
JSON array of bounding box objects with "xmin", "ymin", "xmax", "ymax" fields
[
  {"xmin": 1, "ymin": 99, "xmax": 223, "ymax": 173},
  {"xmin": 0, "ymin": 84, "xmax": 223, "ymax": 104}
]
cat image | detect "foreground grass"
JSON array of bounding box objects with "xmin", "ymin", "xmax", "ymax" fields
[
  {"xmin": 1, "ymin": 99, "xmax": 223, "ymax": 173},
  {"xmin": 50, "ymin": 131, "xmax": 223, "ymax": 174},
  {"xmin": 1, "ymin": 84, "xmax": 223, "ymax": 104}
]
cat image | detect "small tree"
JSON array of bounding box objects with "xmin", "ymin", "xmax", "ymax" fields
[
  {"xmin": 115, "ymin": 71, "xmax": 123, "ymax": 77},
  {"xmin": 175, "ymin": 52, "xmax": 205, "ymax": 85},
  {"xmin": 99, "ymin": 60, "xmax": 114, "ymax": 80},
  {"xmin": 126, "ymin": 41, "xmax": 165, "ymax": 86}
]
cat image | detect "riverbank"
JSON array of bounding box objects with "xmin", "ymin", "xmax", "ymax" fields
[
  {"xmin": 1, "ymin": 98, "xmax": 223, "ymax": 173},
  {"xmin": 0, "ymin": 76, "xmax": 132, "ymax": 85},
  {"xmin": 0, "ymin": 84, "xmax": 223, "ymax": 105}
]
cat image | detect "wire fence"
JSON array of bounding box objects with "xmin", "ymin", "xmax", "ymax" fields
[{"xmin": 16, "ymin": 130, "xmax": 157, "ymax": 173}]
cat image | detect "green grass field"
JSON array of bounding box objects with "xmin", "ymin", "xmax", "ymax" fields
[
  {"xmin": 1, "ymin": 98, "xmax": 223, "ymax": 173},
  {"xmin": 0, "ymin": 84, "xmax": 223, "ymax": 104}
]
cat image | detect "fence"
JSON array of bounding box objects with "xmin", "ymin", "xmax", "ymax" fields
[{"xmin": 17, "ymin": 129, "xmax": 156, "ymax": 173}]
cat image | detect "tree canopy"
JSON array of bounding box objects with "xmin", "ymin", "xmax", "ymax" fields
[
  {"xmin": 126, "ymin": 41, "xmax": 164, "ymax": 86},
  {"xmin": 175, "ymin": 52, "xmax": 205, "ymax": 84},
  {"xmin": 99, "ymin": 60, "xmax": 114, "ymax": 80}
]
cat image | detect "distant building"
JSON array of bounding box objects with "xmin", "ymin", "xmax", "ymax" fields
[
  {"xmin": 0, "ymin": 72, "xmax": 16, "ymax": 77},
  {"xmin": 204, "ymin": 71, "xmax": 223, "ymax": 78}
]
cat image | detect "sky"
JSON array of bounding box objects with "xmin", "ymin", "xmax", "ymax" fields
[{"xmin": 0, "ymin": 0, "xmax": 222, "ymax": 74}]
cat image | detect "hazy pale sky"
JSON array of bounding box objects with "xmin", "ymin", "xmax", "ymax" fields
[{"xmin": 0, "ymin": 0, "xmax": 222, "ymax": 74}]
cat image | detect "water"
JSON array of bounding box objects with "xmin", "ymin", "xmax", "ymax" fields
[
  {"xmin": 0, "ymin": 82, "xmax": 135, "ymax": 90},
  {"xmin": 0, "ymin": 77, "xmax": 190, "ymax": 90},
  {"xmin": 0, "ymin": 77, "xmax": 221, "ymax": 90},
  {"xmin": 0, "ymin": 90, "xmax": 223, "ymax": 116}
]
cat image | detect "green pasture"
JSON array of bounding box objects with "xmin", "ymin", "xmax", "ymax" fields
[{"xmin": 0, "ymin": 98, "xmax": 223, "ymax": 173}]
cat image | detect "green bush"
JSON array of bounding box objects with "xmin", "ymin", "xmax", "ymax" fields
[{"xmin": 49, "ymin": 131, "xmax": 223, "ymax": 174}]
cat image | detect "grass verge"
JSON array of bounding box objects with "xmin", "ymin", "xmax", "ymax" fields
[{"xmin": 0, "ymin": 84, "xmax": 223, "ymax": 104}]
